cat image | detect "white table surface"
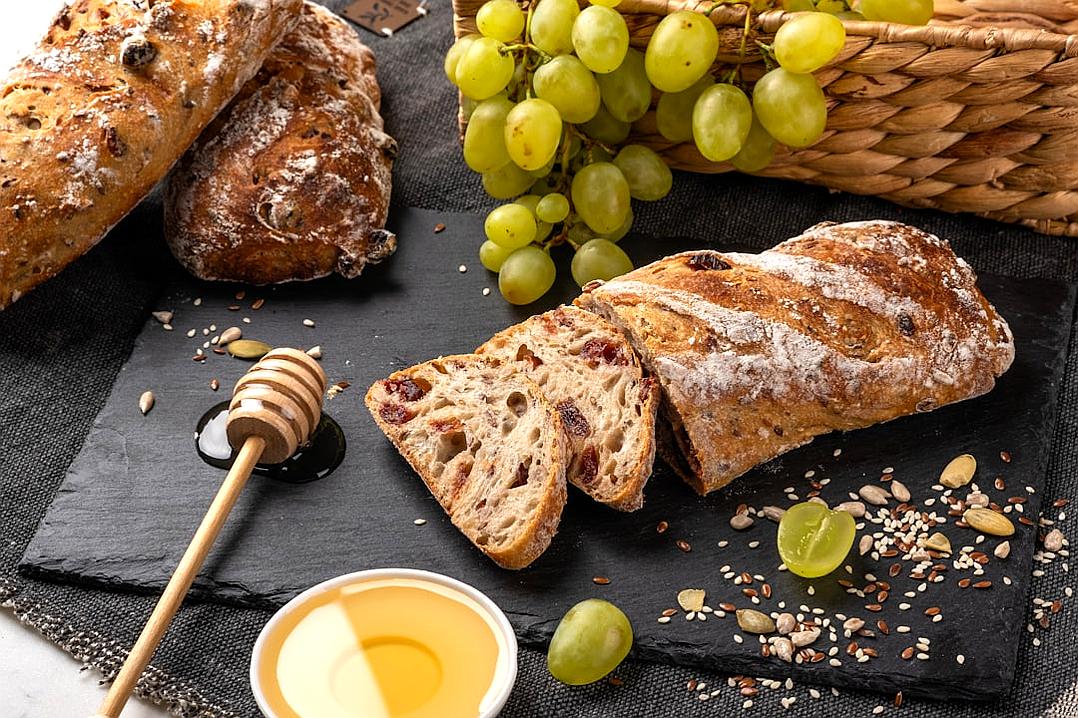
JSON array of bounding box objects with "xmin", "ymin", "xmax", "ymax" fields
[{"xmin": 1, "ymin": 3, "xmax": 166, "ymax": 716}]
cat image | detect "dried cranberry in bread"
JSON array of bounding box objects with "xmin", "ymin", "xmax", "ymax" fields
[
  {"xmin": 366, "ymin": 354, "xmax": 568, "ymax": 570},
  {"xmin": 0, "ymin": 0, "xmax": 303, "ymax": 309},
  {"xmin": 578, "ymin": 220, "xmax": 1015, "ymax": 495},
  {"xmin": 165, "ymin": 1, "xmax": 396, "ymax": 284},
  {"xmin": 476, "ymin": 306, "xmax": 659, "ymax": 511}
]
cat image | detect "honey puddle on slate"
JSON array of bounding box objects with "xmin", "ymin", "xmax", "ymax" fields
[
  {"xmin": 195, "ymin": 401, "xmax": 346, "ymax": 483},
  {"xmin": 257, "ymin": 578, "xmax": 505, "ymax": 718}
]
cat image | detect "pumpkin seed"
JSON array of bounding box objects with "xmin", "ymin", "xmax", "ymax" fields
[
  {"xmin": 859, "ymin": 484, "xmax": 891, "ymax": 506},
  {"xmin": 736, "ymin": 609, "xmax": 775, "ymax": 635},
  {"xmin": 993, "ymin": 541, "xmax": 1011, "ymax": 559},
  {"xmin": 963, "ymin": 507, "xmax": 1015, "ymax": 537},
  {"xmin": 921, "ymin": 532, "xmax": 952, "ymax": 555},
  {"xmin": 138, "ymin": 391, "xmax": 154, "ymax": 415},
  {"xmin": 227, "ymin": 339, "xmax": 272, "ymax": 360},
  {"xmin": 218, "ymin": 326, "xmax": 242, "ymax": 344},
  {"xmin": 677, "ymin": 589, "xmax": 706, "ymax": 613},
  {"xmin": 940, "ymin": 454, "xmax": 976, "ymax": 489}
]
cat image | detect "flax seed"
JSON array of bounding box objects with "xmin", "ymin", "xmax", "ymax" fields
[
  {"xmin": 901, "ymin": 647, "xmax": 915, "ymax": 660},
  {"xmin": 656, "ymin": 520, "xmax": 668, "ymax": 534},
  {"xmin": 676, "ymin": 539, "xmax": 692, "ymax": 553},
  {"xmin": 865, "ymin": 604, "xmax": 883, "ymax": 612},
  {"xmin": 593, "ymin": 576, "xmax": 610, "ymax": 585},
  {"xmin": 973, "ymin": 580, "xmax": 992, "ymax": 589},
  {"xmin": 877, "ymin": 620, "xmax": 890, "ymax": 635},
  {"xmin": 1000, "ymin": 450, "xmax": 1011, "ymax": 463},
  {"xmin": 925, "ymin": 607, "xmax": 941, "ymax": 616}
]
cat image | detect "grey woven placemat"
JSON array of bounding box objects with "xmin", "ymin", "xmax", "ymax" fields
[{"xmin": 2, "ymin": 2, "xmax": 1078, "ymax": 716}]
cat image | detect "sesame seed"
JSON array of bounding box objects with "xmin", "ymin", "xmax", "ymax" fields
[
  {"xmin": 193, "ymin": 298, "xmax": 202, "ymax": 306},
  {"xmin": 956, "ymin": 654, "xmax": 965, "ymax": 664},
  {"xmin": 733, "ymin": 634, "xmax": 743, "ymax": 644},
  {"xmin": 413, "ymin": 518, "xmax": 427, "ymax": 525},
  {"xmin": 657, "ymin": 616, "xmax": 671, "ymax": 624},
  {"xmin": 303, "ymin": 318, "xmax": 316, "ymax": 327},
  {"xmin": 458, "ymin": 264, "xmax": 468, "ymax": 273},
  {"xmin": 482, "ymin": 287, "xmax": 491, "ymax": 296}
]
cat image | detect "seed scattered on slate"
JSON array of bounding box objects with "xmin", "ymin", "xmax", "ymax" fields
[
  {"xmin": 859, "ymin": 484, "xmax": 890, "ymax": 506},
  {"xmin": 940, "ymin": 453, "xmax": 977, "ymax": 488},
  {"xmin": 152, "ymin": 310, "xmax": 173, "ymax": 324},
  {"xmin": 413, "ymin": 518, "xmax": 426, "ymax": 526},
  {"xmin": 303, "ymin": 318, "xmax": 316, "ymax": 327},
  {"xmin": 964, "ymin": 507, "xmax": 1016, "ymax": 536},
  {"xmin": 218, "ymin": 326, "xmax": 242, "ymax": 345},
  {"xmin": 593, "ymin": 576, "xmax": 611, "ymax": 585},
  {"xmin": 227, "ymin": 339, "xmax": 272, "ymax": 360},
  {"xmin": 306, "ymin": 346, "xmax": 323, "ymax": 359},
  {"xmin": 736, "ymin": 609, "xmax": 775, "ymax": 634},
  {"xmin": 434, "ymin": 223, "xmax": 446, "ymax": 233},
  {"xmin": 210, "ymin": 379, "xmax": 219, "ymax": 392},
  {"xmin": 138, "ymin": 391, "xmax": 154, "ymax": 415},
  {"xmin": 678, "ymin": 589, "xmax": 706, "ymax": 612},
  {"xmin": 730, "ymin": 513, "xmax": 754, "ymax": 530}
]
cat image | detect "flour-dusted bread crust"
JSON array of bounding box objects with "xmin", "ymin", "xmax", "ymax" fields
[
  {"xmin": 579, "ymin": 220, "xmax": 1015, "ymax": 495},
  {"xmin": 476, "ymin": 306, "xmax": 659, "ymax": 511},
  {"xmin": 0, "ymin": 0, "xmax": 303, "ymax": 309},
  {"xmin": 165, "ymin": 1, "xmax": 397, "ymax": 285},
  {"xmin": 366, "ymin": 354, "xmax": 568, "ymax": 570}
]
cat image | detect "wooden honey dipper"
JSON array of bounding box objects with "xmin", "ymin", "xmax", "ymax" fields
[{"xmin": 93, "ymin": 348, "xmax": 328, "ymax": 718}]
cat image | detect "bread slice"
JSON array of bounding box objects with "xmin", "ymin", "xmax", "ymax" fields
[
  {"xmin": 366, "ymin": 354, "xmax": 568, "ymax": 569},
  {"xmin": 476, "ymin": 306, "xmax": 659, "ymax": 511}
]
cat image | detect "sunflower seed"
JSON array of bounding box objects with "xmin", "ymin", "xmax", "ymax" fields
[
  {"xmin": 226, "ymin": 339, "xmax": 272, "ymax": 360},
  {"xmin": 138, "ymin": 391, "xmax": 154, "ymax": 415},
  {"xmin": 843, "ymin": 617, "xmax": 865, "ymax": 633},
  {"xmin": 762, "ymin": 505, "xmax": 786, "ymax": 523},
  {"xmin": 940, "ymin": 454, "xmax": 977, "ymax": 489},
  {"xmin": 218, "ymin": 326, "xmax": 242, "ymax": 345},
  {"xmin": 678, "ymin": 589, "xmax": 706, "ymax": 613},
  {"xmin": 736, "ymin": 609, "xmax": 775, "ymax": 634},
  {"xmin": 152, "ymin": 310, "xmax": 173, "ymax": 324},
  {"xmin": 859, "ymin": 535, "xmax": 874, "ymax": 556},
  {"xmin": 730, "ymin": 514, "xmax": 754, "ymax": 531},
  {"xmin": 963, "ymin": 508, "xmax": 1015, "ymax": 537},
  {"xmin": 994, "ymin": 540, "xmax": 1010, "ymax": 559},
  {"xmin": 891, "ymin": 480, "xmax": 911, "ymax": 503},
  {"xmin": 836, "ymin": 501, "xmax": 866, "ymax": 518},
  {"xmin": 790, "ymin": 628, "xmax": 820, "ymax": 647},
  {"xmin": 921, "ymin": 532, "xmax": 952, "ymax": 555},
  {"xmin": 776, "ymin": 613, "xmax": 796, "ymax": 635},
  {"xmin": 1045, "ymin": 528, "xmax": 1065, "ymax": 552},
  {"xmin": 859, "ymin": 485, "xmax": 891, "ymax": 506}
]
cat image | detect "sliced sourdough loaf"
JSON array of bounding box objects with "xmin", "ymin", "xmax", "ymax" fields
[
  {"xmin": 366, "ymin": 354, "xmax": 568, "ymax": 569},
  {"xmin": 477, "ymin": 306, "xmax": 659, "ymax": 511}
]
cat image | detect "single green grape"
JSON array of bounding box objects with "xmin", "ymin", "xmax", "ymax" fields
[
  {"xmin": 571, "ymin": 6, "xmax": 629, "ymax": 74},
  {"xmin": 655, "ymin": 76, "xmax": 713, "ymax": 143},
  {"xmin": 613, "ymin": 145, "xmax": 672, "ymax": 201},
  {"xmin": 456, "ymin": 36, "xmax": 515, "ymax": 100},
  {"xmin": 476, "ymin": 0, "xmax": 525, "ymax": 42},
  {"xmin": 547, "ymin": 599, "xmax": 633, "ymax": 685},
  {"xmin": 533, "ymin": 55, "xmax": 601, "ymax": 124},
  {"xmin": 444, "ymin": 34, "xmax": 480, "ymax": 87},
  {"xmin": 463, "ymin": 96, "xmax": 514, "ymax": 173},
  {"xmin": 571, "ymin": 162, "xmax": 631, "ymax": 235},
  {"xmin": 513, "ymin": 194, "xmax": 553, "ymax": 241},
  {"xmin": 567, "ymin": 221, "xmax": 597, "ymax": 246},
  {"xmin": 599, "ymin": 207, "xmax": 633, "ymax": 243},
  {"xmin": 691, "ymin": 83, "xmax": 753, "ymax": 162},
  {"xmin": 589, "ymin": 0, "xmax": 622, "ymax": 7},
  {"xmin": 485, "ymin": 203, "xmax": 537, "ymax": 249},
  {"xmin": 774, "ymin": 12, "xmax": 846, "ymax": 74},
  {"xmin": 479, "ymin": 239, "xmax": 515, "ymax": 272},
  {"xmin": 499, "ymin": 246, "xmax": 557, "ymax": 304},
  {"xmin": 753, "ymin": 67, "xmax": 828, "ymax": 149},
  {"xmin": 644, "ymin": 11, "xmax": 719, "ymax": 93},
  {"xmin": 782, "ymin": 0, "xmax": 815, "ymax": 9},
  {"xmin": 580, "ymin": 105, "xmax": 631, "ymax": 145},
  {"xmin": 815, "ymin": 0, "xmax": 848, "ymax": 13},
  {"xmin": 777, "ymin": 502, "xmax": 857, "ymax": 578},
  {"xmin": 835, "ymin": 11, "xmax": 866, "ymax": 20},
  {"xmin": 529, "ymin": 0, "xmax": 579, "ymax": 56},
  {"xmin": 731, "ymin": 114, "xmax": 776, "ymax": 173},
  {"xmin": 504, "ymin": 98, "xmax": 563, "ymax": 171},
  {"xmin": 571, "ymin": 238, "xmax": 634, "ymax": 286},
  {"xmin": 536, "ymin": 192, "xmax": 570, "ymax": 223},
  {"xmin": 595, "ymin": 49, "xmax": 651, "ymax": 124},
  {"xmin": 859, "ymin": 0, "xmax": 934, "ymax": 25},
  {"xmin": 482, "ymin": 161, "xmax": 535, "ymax": 199}
]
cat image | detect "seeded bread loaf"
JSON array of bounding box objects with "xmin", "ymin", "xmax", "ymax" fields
[
  {"xmin": 366, "ymin": 354, "xmax": 568, "ymax": 570},
  {"xmin": 165, "ymin": 1, "xmax": 397, "ymax": 284},
  {"xmin": 476, "ymin": 306, "xmax": 659, "ymax": 511},
  {"xmin": 0, "ymin": 0, "xmax": 303, "ymax": 309},
  {"xmin": 578, "ymin": 220, "xmax": 1015, "ymax": 495}
]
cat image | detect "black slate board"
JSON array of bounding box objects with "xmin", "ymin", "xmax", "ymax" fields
[{"xmin": 21, "ymin": 207, "xmax": 1075, "ymax": 702}]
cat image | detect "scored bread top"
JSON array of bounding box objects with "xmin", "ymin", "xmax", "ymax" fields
[
  {"xmin": 165, "ymin": 1, "xmax": 397, "ymax": 285},
  {"xmin": 579, "ymin": 220, "xmax": 1015, "ymax": 495},
  {"xmin": 365, "ymin": 354, "xmax": 568, "ymax": 570},
  {"xmin": 477, "ymin": 306, "xmax": 659, "ymax": 511},
  {"xmin": 0, "ymin": 0, "xmax": 302, "ymax": 308}
]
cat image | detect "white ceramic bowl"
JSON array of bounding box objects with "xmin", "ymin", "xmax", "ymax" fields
[{"xmin": 250, "ymin": 568, "xmax": 518, "ymax": 718}]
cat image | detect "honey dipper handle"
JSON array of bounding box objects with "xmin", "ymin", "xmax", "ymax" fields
[{"xmin": 94, "ymin": 435, "xmax": 267, "ymax": 718}]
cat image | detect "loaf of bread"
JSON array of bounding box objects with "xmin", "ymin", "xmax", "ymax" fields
[
  {"xmin": 0, "ymin": 0, "xmax": 303, "ymax": 309},
  {"xmin": 578, "ymin": 220, "xmax": 1015, "ymax": 495},
  {"xmin": 365, "ymin": 354, "xmax": 568, "ymax": 570},
  {"xmin": 477, "ymin": 306, "xmax": 659, "ymax": 511},
  {"xmin": 165, "ymin": 1, "xmax": 397, "ymax": 284}
]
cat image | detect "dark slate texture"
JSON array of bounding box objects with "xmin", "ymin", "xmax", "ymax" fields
[{"xmin": 19, "ymin": 207, "xmax": 1075, "ymax": 701}]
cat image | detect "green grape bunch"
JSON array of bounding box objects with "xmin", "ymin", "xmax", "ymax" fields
[{"xmin": 446, "ymin": 0, "xmax": 933, "ymax": 305}]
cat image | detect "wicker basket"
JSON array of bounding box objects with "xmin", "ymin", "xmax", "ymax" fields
[{"xmin": 452, "ymin": 1, "xmax": 1078, "ymax": 236}]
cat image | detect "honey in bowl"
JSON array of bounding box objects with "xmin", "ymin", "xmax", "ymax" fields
[{"xmin": 252, "ymin": 571, "xmax": 517, "ymax": 718}]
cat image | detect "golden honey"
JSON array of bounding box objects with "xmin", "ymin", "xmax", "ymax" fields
[{"xmin": 255, "ymin": 576, "xmax": 510, "ymax": 718}]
